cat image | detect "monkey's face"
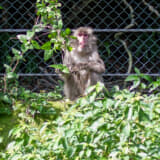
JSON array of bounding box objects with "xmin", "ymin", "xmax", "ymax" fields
[
  {"xmin": 77, "ymin": 32, "xmax": 89, "ymax": 49},
  {"xmin": 72, "ymin": 27, "xmax": 96, "ymax": 54},
  {"xmin": 76, "ymin": 32, "xmax": 91, "ymax": 53}
]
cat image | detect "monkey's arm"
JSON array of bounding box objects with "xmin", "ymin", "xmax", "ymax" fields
[
  {"xmin": 70, "ymin": 59, "xmax": 105, "ymax": 73},
  {"xmin": 62, "ymin": 51, "xmax": 75, "ymax": 75},
  {"xmin": 87, "ymin": 52, "xmax": 105, "ymax": 73}
]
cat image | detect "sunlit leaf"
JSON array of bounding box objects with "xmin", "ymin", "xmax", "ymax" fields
[
  {"xmin": 0, "ymin": 137, "xmax": 3, "ymax": 143},
  {"xmin": 0, "ymin": 94, "xmax": 12, "ymax": 104},
  {"xmin": 65, "ymin": 28, "xmax": 71, "ymax": 35},
  {"xmin": 50, "ymin": 64, "xmax": 70, "ymax": 73},
  {"xmin": 130, "ymin": 80, "xmax": 140, "ymax": 90},
  {"xmin": 17, "ymin": 34, "xmax": 27, "ymax": 43},
  {"xmin": 67, "ymin": 45, "xmax": 73, "ymax": 52},
  {"xmin": 26, "ymin": 31, "xmax": 35, "ymax": 39},
  {"xmin": 41, "ymin": 41, "xmax": 51, "ymax": 50},
  {"xmin": 6, "ymin": 72, "xmax": 19, "ymax": 80},
  {"xmin": 44, "ymin": 49, "xmax": 53, "ymax": 61},
  {"xmin": 134, "ymin": 67, "xmax": 141, "ymax": 74},
  {"xmin": 90, "ymin": 118, "xmax": 105, "ymax": 131},
  {"xmin": 122, "ymin": 122, "xmax": 130, "ymax": 138},
  {"xmin": 95, "ymin": 82, "xmax": 104, "ymax": 93},
  {"xmin": 33, "ymin": 24, "xmax": 44, "ymax": 32},
  {"xmin": 125, "ymin": 75, "xmax": 139, "ymax": 82}
]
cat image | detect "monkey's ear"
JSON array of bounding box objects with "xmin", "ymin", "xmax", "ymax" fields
[{"xmin": 86, "ymin": 27, "xmax": 93, "ymax": 35}]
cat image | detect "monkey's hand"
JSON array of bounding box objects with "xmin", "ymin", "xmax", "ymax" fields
[
  {"xmin": 87, "ymin": 60, "xmax": 105, "ymax": 73},
  {"xmin": 71, "ymin": 63, "xmax": 88, "ymax": 72}
]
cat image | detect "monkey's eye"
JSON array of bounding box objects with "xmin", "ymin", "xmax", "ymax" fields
[
  {"xmin": 78, "ymin": 33, "xmax": 88, "ymax": 37},
  {"xmin": 78, "ymin": 33, "xmax": 83, "ymax": 37},
  {"xmin": 83, "ymin": 34, "xmax": 88, "ymax": 37}
]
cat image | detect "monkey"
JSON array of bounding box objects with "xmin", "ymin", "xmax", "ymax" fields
[{"xmin": 61, "ymin": 27, "xmax": 105, "ymax": 100}]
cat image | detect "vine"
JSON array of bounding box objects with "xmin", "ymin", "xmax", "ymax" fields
[{"xmin": 114, "ymin": 0, "xmax": 136, "ymax": 75}]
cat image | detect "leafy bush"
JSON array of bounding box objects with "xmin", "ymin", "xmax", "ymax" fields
[
  {"xmin": 0, "ymin": 0, "xmax": 69, "ymax": 114},
  {"xmin": 1, "ymin": 82, "xmax": 160, "ymax": 160}
]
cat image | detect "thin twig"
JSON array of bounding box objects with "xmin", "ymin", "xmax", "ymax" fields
[{"xmin": 142, "ymin": 0, "xmax": 160, "ymax": 17}]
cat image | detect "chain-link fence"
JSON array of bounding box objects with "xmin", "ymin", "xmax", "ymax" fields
[{"xmin": 0, "ymin": 0, "xmax": 160, "ymax": 90}]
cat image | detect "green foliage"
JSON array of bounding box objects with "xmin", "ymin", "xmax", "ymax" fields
[
  {"xmin": 125, "ymin": 68, "xmax": 153, "ymax": 90},
  {"xmin": 13, "ymin": 0, "xmax": 71, "ymax": 69},
  {"xmin": 1, "ymin": 81, "xmax": 160, "ymax": 159},
  {"xmin": 0, "ymin": 0, "xmax": 69, "ymax": 112},
  {"xmin": 50, "ymin": 64, "xmax": 70, "ymax": 74}
]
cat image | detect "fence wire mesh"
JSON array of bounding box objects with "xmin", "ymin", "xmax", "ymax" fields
[{"xmin": 0, "ymin": 0, "xmax": 160, "ymax": 91}]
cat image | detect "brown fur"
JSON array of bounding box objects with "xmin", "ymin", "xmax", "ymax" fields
[{"xmin": 62, "ymin": 27, "xmax": 105, "ymax": 100}]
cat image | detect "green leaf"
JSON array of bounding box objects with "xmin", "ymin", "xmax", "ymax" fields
[
  {"xmin": 67, "ymin": 146, "xmax": 76, "ymax": 158},
  {"xmin": 12, "ymin": 48, "xmax": 23, "ymax": 60},
  {"xmin": 6, "ymin": 72, "xmax": 18, "ymax": 80},
  {"xmin": 123, "ymin": 123, "xmax": 130, "ymax": 137},
  {"xmin": 94, "ymin": 132, "xmax": 104, "ymax": 143},
  {"xmin": 65, "ymin": 28, "xmax": 71, "ymax": 35},
  {"xmin": 140, "ymin": 83, "xmax": 147, "ymax": 89},
  {"xmin": 125, "ymin": 75, "xmax": 140, "ymax": 82},
  {"xmin": 17, "ymin": 34, "xmax": 27, "ymax": 43},
  {"xmin": 130, "ymin": 80, "xmax": 140, "ymax": 90},
  {"xmin": 141, "ymin": 75, "xmax": 152, "ymax": 82},
  {"xmin": 7, "ymin": 141, "xmax": 16, "ymax": 150},
  {"xmin": 85, "ymin": 85, "xmax": 96, "ymax": 94},
  {"xmin": 67, "ymin": 46, "xmax": 73, "ymax": 52},
  {"xmin": 139, "ymin": 108, "xmax": 150, "ymax": 122},
  {"xmin": 31, "ymin": 40, "xmax": 40, "ymax": 49},
  {"xmin": 86, "ymin": 149, "xmax": 92, "ymax": 157},
  {"xmin": 104, "ymin": 41, "xmax": 111, "ymax": 56},
  {"xmin": 50, "ymin": 64, "xmax": 70, "ymax": 73},
  {"xmin": 0, "ymin": 137, "xmax": 3, "ymax": 143},
  {"xmin": 48, "ymin": 31, "xmax": 57, "ymax": 38},
  {"xmin": 41, "ymin": 41, "xmax": 51, "ymax": 50},
  {"xmin": 58, "ymin": 20, "xmax": 63, "ymax": 29},
  {"xmin": 120, "ymin": 122, "xmax": 130, "ymax": 143},
  {"xmin": 44, "ymin": 49, "xmax": 53, "ymax": 61},
  {"xmin": 134, "ymin": 67, "xmax": 141, "ymax": 74},
  {"xmin": 149, "ymin": 79, "xmax": 160, "ymax": 92},
  {"xmin": 54, "ymin": 43, "xmax": 61, "ymax": 51},
  {"xmin": 0, "ymin": 94, "xmax": 12, "ymax": 104},
  {"xmin": 26, "ymin": 31, "xmax": 35, "ymax": 39},
  {"xmin": 33, "ymin": 24, "xmax": 44, "ymax": 32},
  {"xmin": 21, "ymin": 43, "xmax": 28, "ymax": 52},
  {"xmin": 12, "ymin": 48, "xmax": 21, "ymax": 55},
  {"xmin": 4, "ymin": 64, "xmax": 12, "ymax": 72},
  {"xmin": 40, "ymin": 123, "xmax": 48, "ymax": 134},
  {"xmin": 65, "ymin": 130, "xmax": 75, "ymax": 138},
  {"xmin": 90, "ymin": 118, "xmax": 105, "ymax": 131},
  {"xmin": 70, "ymin": 35, "xmax": 77, "ymax": 40},
  {"xmin": 95, "ymin": 82, "xmax": 104, "ymax": 93},
  {"xmin": 61, "ymin": 137, "xmax": 68, "ymax": 149},
  {"xmin": 127, "ymin": 107, "xmax": 133, "ymax": 120},
  {"xmin": 88, "ymin": 92, "xmax": 97, "ymax": 102}
]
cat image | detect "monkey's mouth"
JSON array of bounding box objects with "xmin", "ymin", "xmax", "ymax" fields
[{"xmin": 79, "ymin": 42, "xmax": 86, "ymax": 48}]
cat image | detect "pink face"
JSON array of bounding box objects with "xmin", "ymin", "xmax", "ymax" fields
[{"xmin": 77, "ymin": 32, "xmax": 89, "ymax": 48}]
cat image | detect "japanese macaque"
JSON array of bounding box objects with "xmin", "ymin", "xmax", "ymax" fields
[{"xmin": 62, "ymin": 27, "xmax": 105, "ymax": 100}]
